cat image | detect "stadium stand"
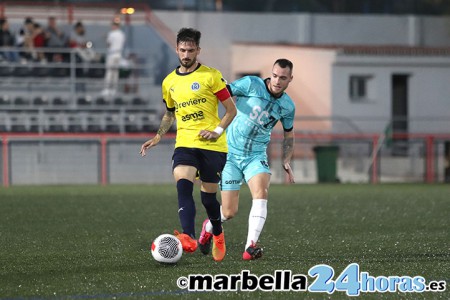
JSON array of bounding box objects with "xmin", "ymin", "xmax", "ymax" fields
[
  {"xmin": 0, "ymin": 3, "xmax": 174, "ymax": 134},
  {"xmin": 105, "ymin": 114, "xmax": 121, "ymax": 133}
]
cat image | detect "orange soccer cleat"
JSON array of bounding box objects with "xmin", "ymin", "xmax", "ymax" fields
[
  {"xmin": 174, "ymin": 230, "xmax": 198, "ymax": 253},
  {"xmin": 212, "ymin": 232, "xmax": 226, "ymax": 262}
]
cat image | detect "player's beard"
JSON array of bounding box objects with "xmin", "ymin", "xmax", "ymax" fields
[{"xmin": 180, "ymin": 58, "xmax": 196, "ymax": 69}]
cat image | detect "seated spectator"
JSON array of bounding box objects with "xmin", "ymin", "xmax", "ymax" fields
[
  {"xmin": 32, "ymin": 23, "xmax": 47, "ymax": 63},
  {"xmin": 44, "ymin": 16, "xmax": 68, "ymax": 62},
  {"xmin": 69, "ymin": 21, "xmax": 97, "ymax": 63},
  {"xmin": 0, "ymin": 17, "xmax": 18, "ymax": 62},
  {"xmin": 15, "ymin": 17, "xmax": 35, "ymax": 62}
]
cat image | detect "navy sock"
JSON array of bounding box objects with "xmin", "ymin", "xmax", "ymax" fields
[
  {"xmin": 176, "ymin": 179, "xmax": 196, "ymax": 238},
  {"xmin": 201, "ymin": 191, "xmax": 222, "ymax": 236}
]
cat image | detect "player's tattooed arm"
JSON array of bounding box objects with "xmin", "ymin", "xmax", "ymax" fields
[
  {"xmin": 282, "ymin": 131, "xmax": 295, "ymax": 183},
  {"xmin": 282, "ymin": 134, "xmax": 294, "ymax": 164},
  {"xmin": 140, "ymin": 110, "xmax": 175, "ymax": 156},
  {"xmin": 157, "ymin": 110, "xmax": 176, "ymax": 136}
]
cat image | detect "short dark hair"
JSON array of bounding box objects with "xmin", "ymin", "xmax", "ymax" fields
[
  {"xmin": 274, "ymin": 58, "xmax": 293, "ymax": 72},
  {"xmin": 177, "ymin": 28, "xmax": 201, "ymax": 47}
]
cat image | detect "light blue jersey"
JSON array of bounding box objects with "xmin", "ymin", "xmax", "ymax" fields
[{"xmin": 226, "ymin": 76, "xmax": 295, "ymax": 156}]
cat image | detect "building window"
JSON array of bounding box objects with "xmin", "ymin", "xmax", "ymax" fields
[{"xmin": 349, "ymin": 75, "xmax": 372, "ymax": 101}]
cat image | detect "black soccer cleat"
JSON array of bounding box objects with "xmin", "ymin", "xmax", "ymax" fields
[{"xmin": 242, "ymin": 243, "xmax": 263, "ymax": 260}]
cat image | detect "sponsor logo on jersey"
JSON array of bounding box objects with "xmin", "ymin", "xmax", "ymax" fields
[
  {"xmin": 181, "ymin": 111, "xmax": 205, "ymax": 122},
  {"xmin": 175, "ymin": 98, "xmax": 207, "ymax": 110}
]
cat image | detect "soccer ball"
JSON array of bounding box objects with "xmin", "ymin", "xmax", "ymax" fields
[{"xmin": 151, "ymin": 234, "xmax": 183, "ymax": 264}]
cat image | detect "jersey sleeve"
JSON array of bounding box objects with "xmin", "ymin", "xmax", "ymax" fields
[
  {"xmin": 209, "ymin": 69, "xmax": 228, "ymax": 94},
  {"xmin": 161, "ymin": 77, "xmax": 175, "ymax": 110},
  {"xmin": 229, "ymin": 76, "xmax": 252, "ymax": 97},
  {"xmin": 281, "ymin": 100, "xmax": 296, "ymax": 132}
]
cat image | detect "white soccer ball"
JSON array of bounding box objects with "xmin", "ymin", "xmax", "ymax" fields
[{"xmin": 151, "ymin": 234, "xmax": 183, "ymax": 264}]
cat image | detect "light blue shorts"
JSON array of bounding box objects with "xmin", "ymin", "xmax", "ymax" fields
[{"xmin": 221, "ymin": 152, "xmax": 271, "ymax": 191}]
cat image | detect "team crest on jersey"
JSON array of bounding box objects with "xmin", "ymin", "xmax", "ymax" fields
[{"xmin": 191, "ymin": 82, "xmax": 200, "ymax": 91}]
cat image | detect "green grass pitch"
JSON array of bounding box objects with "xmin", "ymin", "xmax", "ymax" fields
[{"xmin": 0, "ymin": 184, "xmax": 448, "ymax": 299}]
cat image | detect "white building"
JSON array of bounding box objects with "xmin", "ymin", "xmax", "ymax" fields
[{"xmin": 230, "ymin": 43, "xmax": 450, "ymax": 134}]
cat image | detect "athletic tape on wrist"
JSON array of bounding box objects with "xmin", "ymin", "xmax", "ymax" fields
[{"xmin": 213, "ymin": 126, "xmax": 224, "ymax": 136}]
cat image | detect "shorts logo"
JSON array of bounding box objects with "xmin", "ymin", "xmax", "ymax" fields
[
  {"xmin": 225, "ymin": 179, "xmax": 241, "ymax": 184},
  {"xmin": 191, "ymin": 82, "xmax": 200, "ymax": 91}
]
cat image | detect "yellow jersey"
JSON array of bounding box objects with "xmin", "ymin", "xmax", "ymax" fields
[{"xmin": 162, "ymin": 64, "xmax": 228, "ymax": 153}]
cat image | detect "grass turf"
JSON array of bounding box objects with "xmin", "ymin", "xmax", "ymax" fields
[{"xmin": 0, "ymin": 184, "xmax": 448, "ymax": 299}]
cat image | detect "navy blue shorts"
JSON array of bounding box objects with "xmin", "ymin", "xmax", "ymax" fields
[{"xmin": 172, "ymin": 147, "xmax": 227, "ymax": 183}]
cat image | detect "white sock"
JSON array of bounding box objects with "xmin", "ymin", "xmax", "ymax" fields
[
  {"xmin": 245, "ymin": 199, "xmax": 268, "ymax": 249},
  {"xmin": 205, "ymin": 206, "xmax": 227, "ymax": 233}
]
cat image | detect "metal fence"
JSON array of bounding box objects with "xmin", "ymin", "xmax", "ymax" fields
[
  {"xmin": 0, "ymin": 133, "xmax": 174, "ymax": 186},
  {"xmin": 1, "ymin": 132, "xmax": 449, "ymax": 186}
]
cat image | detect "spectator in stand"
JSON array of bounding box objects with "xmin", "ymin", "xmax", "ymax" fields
[
  {"xmin": 15, "ymin": 17, "xmax": 34, "ymax": 62},
  {"xmin": 44, "ymin": 16, "xmax": 68, "ymax": 62},
  {"xmin": 0, "ymin": 17, "xmax": 18, "ymax": 62},
  {"xmin": 69, "ymin": 21, "xmax": 97, "ymax": 63},
  {"xmin": 101, "ymin": 19, "xmax": 125, "ymax": 97},
  {"xmin": 32, "ymin": 23, "xmax": 47, "ymax": 63},
  {"xmin": 69, "ymin": 21, "xmax": 98, "ymax": 92}
]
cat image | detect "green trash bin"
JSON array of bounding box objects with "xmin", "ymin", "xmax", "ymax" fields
[{"xmin": 313, "ymin": 145, "xmax": 339, "ymax": 183}]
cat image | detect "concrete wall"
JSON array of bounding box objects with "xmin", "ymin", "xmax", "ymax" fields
[
  {"xmin": 6, "ymin": 139, "xmax": 175, "ymax": 185},
  {"xmin": 4, "ymin": 136, "xmax": 441, "ymax": 185}
]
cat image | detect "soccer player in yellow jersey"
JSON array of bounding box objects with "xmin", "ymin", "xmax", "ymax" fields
[{"xmin": 140, "ymin": 28, "xmax": 236, "ymax": 262}]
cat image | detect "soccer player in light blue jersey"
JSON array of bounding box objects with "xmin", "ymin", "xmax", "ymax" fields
[{"xmin": 199, "ymin": 59, "xmax": 296, "ymax": 260}]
